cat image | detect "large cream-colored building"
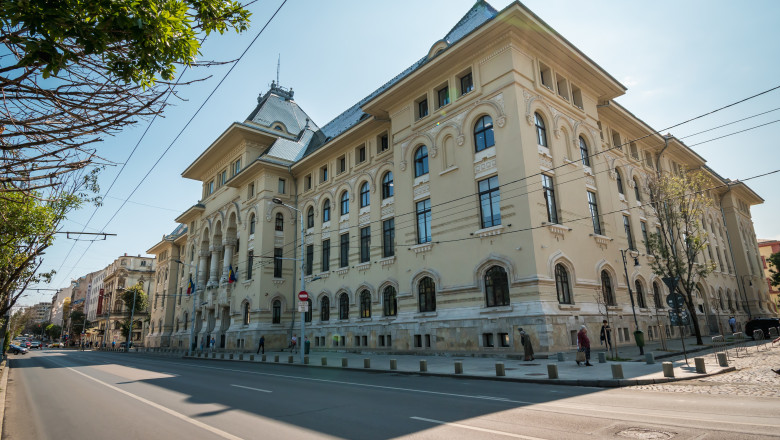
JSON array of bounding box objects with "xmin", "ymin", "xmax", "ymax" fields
[
  {"xmin": 94, "ymin": 254, "xmax": 154, "ymax": 347},
  {"xmin": 145, "ymin": 1, "xmax": 772, "ymax": 353}
]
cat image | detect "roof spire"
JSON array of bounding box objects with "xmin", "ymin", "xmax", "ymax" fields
[{"xmin": 276, "ymin": 54, "xmax": 280, "ymax": 86}]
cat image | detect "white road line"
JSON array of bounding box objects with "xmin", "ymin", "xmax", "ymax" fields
[
  {"xmin": 411, "ymin": 417, "xmax": 548, "ymax": 440},
  {"xmin": 52, "ymin": 360, "xmax": 243, "ymax": 440},
  {"xmin": 230, "ymin": 384, "xmax": 271, "ymax": 393}
]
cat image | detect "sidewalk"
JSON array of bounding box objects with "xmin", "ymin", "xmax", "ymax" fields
[{"xmin": 132, "ymin": 334, "xmax": 776, "ymax": 388}]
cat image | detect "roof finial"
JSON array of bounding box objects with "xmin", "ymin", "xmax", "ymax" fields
[{"xmin": 277, "ymin": 54, "xmax": 281, "ymax": 86}]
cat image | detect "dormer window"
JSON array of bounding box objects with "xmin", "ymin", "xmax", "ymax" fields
[{"xmin": 273, "ymin": 124, "xmax": 284, "ymax": 131}]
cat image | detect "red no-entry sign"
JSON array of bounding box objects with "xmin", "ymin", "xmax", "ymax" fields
[{"xmin": 298, "ymin": 291, "xmax": 308, "ymax": 301}]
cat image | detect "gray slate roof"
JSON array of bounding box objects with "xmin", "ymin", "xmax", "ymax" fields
[{"xmin": 245, "ymin": 83, "xmax": 320, "ymax": 136}]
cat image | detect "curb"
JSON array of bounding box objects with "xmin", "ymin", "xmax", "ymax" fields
[
  {"xmin": 169, "ymin": 354, "xmax": 737, "ymax": 389},
  {"xmin": 0, "ymin": 357, "xmax": 9, "ymax": 436}
]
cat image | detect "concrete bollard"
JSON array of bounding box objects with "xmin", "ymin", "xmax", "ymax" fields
[
  {"xmin": 662, "ymin": 362, "xmax": 674, "ymax": 378},
  {"xmin": 645, "ymin": 353, "xmax": 655, "ymax": 364},
  {"xmin": 454, "ymin": 361, "xmax": 463, "ymax": 374},
  {"xmin": 249, "ymin": 355, "xmax": 255, "ymax": 361},
  {"xmin": 342, "ymin": 358, "xmax": 348, "ymax": 367},
  {"xmin": 304, "ymin": 356, "xmax": 309, "ymax": 365},
  {"xmin": 220, "ymin": 353, "xmax": 225, "ymax": 359},
  {"xmin": 321, "ymin": 357, "xmax": 327, "ymax": 366},
  {"xmin": 261, "ymin": 354, "xmax": 266, "ymax": 362},
  {"xmin": 288, "ymin": 355, "xmax": 294, "ymax": 364},
  {"xmin": 390, "ymin": 359, "xmax": 397, "ymax": 370},
  {"xmin": 420, "ymin": 360, "xmax": 428, "ymax": 372},
  {"xmin": 717, "ymin": 352, "xmax": 728, "ymax": 367},
  {"xmin": 547, "ymin": 364, "xmax": 559, "ymax": 379},
  {"xmin": 363, "ymin": 358, "xmax": 370, "ymax": 369},
  {"xmin": 238, "ymin": 354, "xmax": 243, "ymax": 361},
  {"xmin": 274, "ymin": 355, "xmax": 279, "ymax": 363},
  {"xmin": 495, "ymin": 362, "xmax": 505, "ymax": 377},
  {"xmin": 611, "ymin": 364, "xmax": 624, "ymax": 379},
  {"xmin": 694, "ymin": 357, "xmax": 706, "ymax": 374},
  {"xmin": 211, "ymin": 353, "xmax": 216, "ymax": 359},
  {"xmin": 598, "ymin": 352, "xmax": 607, "ymax": 363},
  {"xmin": 556, "ymin": 352, "xmax": 565, "ymax": 362}
]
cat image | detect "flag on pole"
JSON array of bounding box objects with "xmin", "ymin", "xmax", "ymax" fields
[
  {"xmin": 187, "ymin": 276, "xmax": 194, "ymax": 294},
  {"xmin": 228, "ymin": 265, "xmax": 237, "ymax": 283}
]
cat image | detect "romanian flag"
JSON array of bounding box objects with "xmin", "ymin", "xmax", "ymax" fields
[
  {"xmin": 187, "ymin": 276, "xmax": 194, "ymax": 294},
  {"xmin": 228, "ymin": 265, "xmax": 237, "ymax": 283}
]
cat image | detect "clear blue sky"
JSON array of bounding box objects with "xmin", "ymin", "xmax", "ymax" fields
[{"xmin": 23, "ymin": 0, "xmax": 780, "ymax": 306}]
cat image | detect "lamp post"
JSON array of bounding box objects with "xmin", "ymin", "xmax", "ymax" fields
[
  {"xmin": 272, "ymin": 197, "xmax": 307, "ymax": 365},
  {"xmin": 173, "ymin": 258, "xmax": 199, "ymax": 354},
  {"xmin": 620, "ymin": 248, "xmax": 644, "ymax": 355}
]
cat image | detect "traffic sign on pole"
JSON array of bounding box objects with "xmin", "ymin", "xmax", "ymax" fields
[
  {"xmin": 297, "ymin": 301, "xmax": 309, "ymax": 312},
  {"xmin": 298, "ymin": 291, "xmax": 308, "ymax": 301}
]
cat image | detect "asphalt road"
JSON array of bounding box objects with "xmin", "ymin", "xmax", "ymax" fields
[{"xmin": 3, "ymin": 350, "xmax": 778, "ymax": 439}]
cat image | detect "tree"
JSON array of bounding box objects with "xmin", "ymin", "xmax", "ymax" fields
[
  {"xmin": 1, "ymin": 0, "xmax": 251, "ymax": 194},
  {"xmin": 593, "ymin": 288, "xmax": 617, "ymax": 360},
  {"xmin": 767, "ymin": 252, "xmax": 780, "ymax": 289},
  {"xmin": 646, "ymin": 169, "xmax": 716, "ymax": 345},
  {"xmin": 0, "ymin": 176, "xmax": 93, "ymax": 318},
  {"xmin": 69, "ymin": 309, "xmax": 90, "ymax": 336},
  {"xmin": 45, "ymin": 323, "xmax": 62, "ymax": 340},
  {"xmin": 121, "ymin": 284, "xmax": 148, "ymax": 314}
]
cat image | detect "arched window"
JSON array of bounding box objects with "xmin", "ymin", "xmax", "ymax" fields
[
  {"xmin": 635, "ymin": 280, "xmax": 646, "ymax": 308},
  {"xmin": 383, "ymin": 286, "xmax": 397, "ymax": 317},
  {"xmin": 555, "ymin": 264, "xmax": 572, "ymax": 304},
  {"xmin": 360, "ymin": 290, "xmax": 371, "ymax": 318},
  {"xmin": 381, "ymin": 172, "xmax": 394, "ymax": 199},
  {"xmin": 418, "ymin": 277, "xmax": 436, "ymax": 312},
  {"xmin": 474, "ymin": 115, "xmax": 495, "ymax": 152},
  {"xmin": 718, "ymin": 291, "xmax": 724, "ymax": 310},
  {"xmin": 275, "ymin": 213, "xmax": 283, "ymax": 231},
  {"xmin": 414, "ymin": 146, "xmax": 429, "ymax": 177},
  {"xmin": 272, "ymin": 300, "xmax": 281, "ymax": 324},
  {"xmin": 484, "ymin": 266, "xmax": 510, "ymax": 307},
  {"xmin": 320, "ymin": 297, "xmax": 330, "ymax": 321},
  {"xmin": 601, "ymin": 271, "xmax": 615, "ymax": 306},
  {"xmin": 243, "ymin": 302, "xmax": 250, "ymax": 325},
  {"xmin": 633, "ymin": 178, "xmax": 641, "ymax": 202},
  {"xmin": 322, "ymin": 199, "xmax": 330, "ymax": 223},
  {"xmin": 305, "ymin": 299, "xmax": 312, "ymax": 323},
  {"xmin": 306, "ymin": 207, "xmax": 314, "ymax": 229},
  {"xmin": 616, "ymin": 170, "xmax": 624, "ymax": 195},
  {"xmin": 653, "ymin": 282, "xmax": 663, "ymax": 308},
  {"xmin": 359, "ymin": 182, "xmax": 370, "ymax": 208},
  {"xmin": 534, "ymin": 112, "xmax": 548, "ymax": 147},
  {"xmin": 579, "ymin": 136, "xmax": 590, "ymax": 166},
  {"xmin": 249, "ymin": 214, "xmax": 256, "ymax": 234},
  {"xmin": 339, "ymin": 293, "xmax": 349, "ymax": 320},
  {"xmin": 340, "ymin": 191, "xmax": 349, "ymax": 215}
]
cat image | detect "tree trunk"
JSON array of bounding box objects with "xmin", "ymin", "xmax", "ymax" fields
[{"xmin": 685, "ymin": 295, "xmax": 704, "ymax": 345}]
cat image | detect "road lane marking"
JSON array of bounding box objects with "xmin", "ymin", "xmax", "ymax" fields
[
  {"xmin": 51, "ymin": 360, "xmax": 244, "ymax": 440},
  {"xmin": 231, "ymin": 384, "xmax": 271, "ymax": 393},
  {"xmin": 411, "ymin": 417, "xmax": 547, "ymax": 439}
]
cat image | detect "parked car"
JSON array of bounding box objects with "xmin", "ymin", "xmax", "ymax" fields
[
  {"xmin": 745, "ymin": 317, "xmax": 780, "ymax": 339},
  {"xmin": 119, "ymin": 341, "xmax": 133, "ymax": 348},
  {"xmin": 29, "ymin": 341, "xmax": 41, "ymax": 349},
  {"xmin": 8, "ymin": 344, "xmax": 28, "ymax": 355},
  {"xmin": 23, "ymin": 341, "xmax": 31, "ymax": 348}
]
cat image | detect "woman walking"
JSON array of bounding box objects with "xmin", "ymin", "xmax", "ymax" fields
[{"xmin": 577, "ymin": 325, "xmax": 593, "ymax": 366}]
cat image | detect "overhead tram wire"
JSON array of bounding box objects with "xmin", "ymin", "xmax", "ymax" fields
[{"xmin": 52, "ymin": 0, "xmax": 289, "ymax": 286}]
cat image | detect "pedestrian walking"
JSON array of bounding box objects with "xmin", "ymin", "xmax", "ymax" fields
[
  {"xmin": 577, "ymin": 325, "xmax": 592, "ymax": 366},
  {"xmin": 518, "ymin": 328, "xmax": 534, "ymax": 361},
  {"xmin": 210, "ymin": 336, "xmax": 216, "ymax": 352},
  {"xmin": 257, "ymin": 335, "xmax": 265, "ymax": 355},
  {"xmin": 111, "ymin": 340, "xmax": 115, "ymax": 349},
  {"xmin": 600, "ymin": 320, "xmax": 612, "ymax": 351},
  {"xmin": 290, "ymin": 334, "xmax": 298, "ymax": 353},
  {"xmin": 728, "ymin": 316, "xmax": 737, "ymax": 333},
  {"xmin": 200, "ymin": 339, "xmax": 205, "ymax": 351}
]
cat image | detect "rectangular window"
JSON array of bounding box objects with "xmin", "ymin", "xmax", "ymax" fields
[
  {"xmin": 414, "ymin": 334, "xmax": 422, "ymax": 348},
  {"xmin": 340, "ymin": 233, "xmax": 349, "ymax": 268},
  {"xmin": 416, "ymin": 199, "xmax": 432, "ymax": 244},
  {"xmin": 499, "ymin": 333, "xmax": 510, "ymax": 347},
  {"xmin": 624, "ymin": 216, "xmax": 635, "ymax": 250},
  {"xmin": 338, "ymin": 155, "xmax": 346, "ymax": 174},
  {"xmin": 641, "ymin": 221, "xmax": 649, "ymax": 251},
  {"xmin": 483, "ymin": 333, "xmax": 494, "ymax": 348},
  {"xmin": 437, "ymin": 85, "xmax": 449, "ymax": 108},
  {"xmin": 305, "ymin": 245, "xmax": 313, "ymax": 276},
  {"xmin": 321, "ymin": 239, "xmax": 330, "ymax": 272},
  {"xmin": 278, "ymin": 178, "xmax": 286, "ymax": 194},
  {"xmin": 478, "ymin": 176, "xmax": 501, "ymax": 228},
  {"xmin": 382, "ymin": 218, "xmax": 395, "ymax": 258},
  {"xmin": 460, "ymin": 72, "xmax": 474, "ymax": 95},
  {"xmin": 359, "ymin": 226, "xmax": 371, "ymax": 263},
  {"xmin": 357, "ymin": 145, "xmax": 366, "ymax": 164},
  {"xmin": 273, "ymin": 248, "xmax": 282, "ymax": 278},
  {"xmin": 248, "ymin": 182, "xmax": 255, "ymax": 199},
  {"xmin": 304, "ymin": 175, "xmax": 311, "ymax": 191},
  {"xmin": 320, "ymin": 165, "xmax": 328, "ymax": 182},
  {"xmin": 542, "ymin": 175, "xmax": 558, "ymax": 224},
  {"xmin": 219, "ymin": 169, "xmax": 227, "ymax": 186},
  {"xmin": 380, "ymin": 134, "xmax": 389, "ymax": 152},
  {"xmin": 247, "ymin": 250, "xmax": 254, "ymax": 280},
  {"xmin": 207, "ymin": 180, "xmax": 214, "ymax": 195},
  {"xmin": 232, "ymin": 158, "xmax": 241, "ymax": 176},
  {"xmin": 587, "ymin": 191, "xmax": 601, "ymax": 235},
  {"xmin": 417, "ymin": 98, "xmax": 428, "ymax": 119}
]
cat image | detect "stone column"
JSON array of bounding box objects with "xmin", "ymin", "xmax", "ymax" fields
[
  {"xmin": 207, "ymin": 245, "xmax": 221, "ymax": 288},
  {"xmin": 197, "ymin": 250, "xmax": 209, "ymax": 289},
  {"xmin": 221, "ymin": 239, "xmax": 235, "ymax": 284}
]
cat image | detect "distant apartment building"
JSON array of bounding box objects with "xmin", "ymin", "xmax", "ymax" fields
[
  {"xmin": 758, "ymin": 239, "xmax": 780, "ymax": 314},
  {"xmin": 30, "ymin": 302, "xmax": 52, "ymax": 323}
]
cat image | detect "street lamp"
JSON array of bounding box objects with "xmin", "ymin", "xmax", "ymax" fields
[
  {"xmin": 173, "ymin": 258, "xmax": 200, "ymax": 354},
  {"xmin": 620, "ymin": 248, "xmax": 645, "ymax": 355},
  {"xmin": 271, "ymin": 197, "xmax": 307, "ymax": 365}
]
